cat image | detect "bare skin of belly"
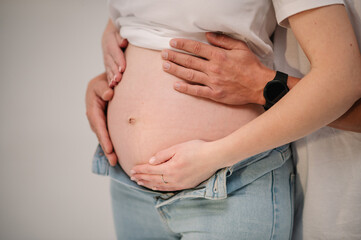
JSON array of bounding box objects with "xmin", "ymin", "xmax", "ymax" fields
[{"xmin": 107, "ymin": 44, "xmax": 264, "ymax": 176}]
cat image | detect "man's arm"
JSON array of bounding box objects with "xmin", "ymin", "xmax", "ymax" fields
[
  {"xmin": 161, "ymin": 31, "xmax": 361, "ymax": 132},
  {"xmin": 85, "ymin": 73, "xmax": 117, "ymax": 166}
]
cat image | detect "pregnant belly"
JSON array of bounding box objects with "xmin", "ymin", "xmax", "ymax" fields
[{"xmin": 107, "ymin": 44, "xmax": 264, "ymax": 176}]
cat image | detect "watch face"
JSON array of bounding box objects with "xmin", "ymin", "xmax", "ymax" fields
[{"xmin": 264, "ymin": 80, "xmax": 288, "ymax": 103}]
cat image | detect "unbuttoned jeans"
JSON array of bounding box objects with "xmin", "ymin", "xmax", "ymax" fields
[{"xmin": 92, "ymin": 144, "xmax": 295, "ymax": 240}]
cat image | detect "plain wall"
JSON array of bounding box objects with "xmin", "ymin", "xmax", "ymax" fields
[{"xmin": 0, "ymin": 0, "xmax": 116, "ymax": 239}]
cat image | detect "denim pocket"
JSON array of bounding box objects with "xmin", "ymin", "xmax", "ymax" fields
[
  {"xmin": 226, "ymin": 144, "xmax": 292, "ymax": 194},
  {"xmin": 92, "ymin": 144, "xmax": 110, "ymax": 176}
]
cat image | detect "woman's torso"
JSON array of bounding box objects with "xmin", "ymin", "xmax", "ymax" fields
[
  {"xmin": 108, "ymin": 45, "xmax": 264, "ymax": 175},
  {"xmin": 107, "ymin": 0, "xmax": 278, "ymax": 176}
]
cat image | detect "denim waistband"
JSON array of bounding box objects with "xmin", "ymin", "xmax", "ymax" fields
[{"xmin": 92, "ymin": 144, "xmax": 292, "ymax": 205}]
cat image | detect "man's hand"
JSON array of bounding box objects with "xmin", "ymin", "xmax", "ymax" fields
[
  {"xmin": 86, "ymin": 73, "xmax": 117, "ymax": 166},
  {"xmin": 161, "ymin": 32, "xmax": 276, "ymax": 105}
]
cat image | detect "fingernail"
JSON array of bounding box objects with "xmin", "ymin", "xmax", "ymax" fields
[
  {"xmin": 174, "ymin": 83, "xmax": 181, "ymax": 90},
  {"xmin": 137, "ymin": 181, "xmax": 144, "ymax": 186},
  {"xmin": 163, "ymin": 62, "xmax": 170, "ymax": 70},
  {"xmin": 161, "ymin": 51, "xmax": 168, "ymax": 59},
  {"xmin": 153, "ymin": 187, "xmax": 158, "ymax": 191},
  {"xmin": 170, "ymin": 40, "xmax": 177, "ymax": 48},
  {"xmin": 118, "ymin": 66, "xmax": 122, "ymax": 73},
  {"xmin": 130, "ymin": 170, "xmax": 136, "ymax": 174},
  {"xmin": 115, "ymin": 74, "xmax": 122, "ymax": 82},
  {"xmin": 130, "ymin": 176, "xmax": 136, "ymax": 181},
  {"xmin": 149, "ymin": 157, "xmax": 156, "ymax": 164},
  {"xmin": 113, "ymin": 75, "xmax": 117, "ymax": 81}
]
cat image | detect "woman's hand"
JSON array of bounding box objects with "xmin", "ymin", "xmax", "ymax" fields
[
  {"xmin": 102, "ymin": 19, "xmax": 128, "ymax": 88},
  {"xmin": 161, "ymin": 32, "xmax": 278, "ymax": 106},
  {"xmin": 86, "ymin": 73, "xmax": 117, "ymax": 166},
  {"xmin": 130, "ymin": 140, "xmax": 222, "ymax": 191}
]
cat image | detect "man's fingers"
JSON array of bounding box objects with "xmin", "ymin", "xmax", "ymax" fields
[
  {"xmin": 87, "ymin": 74, "xmax": 114, "ymax": 154},
  {"xmin": 102, "ymin": 88, "xmax": 114, "ymax": 102},
  {"xmin": 206, "ymin": 32, "xmax": 248, "ymax": 51},
  {"xmin": 173, "ymin": 81, "xmax": 214, "ymax": 99},
  {"xmin": 105, "ymin": 151, "xmax": 117, "ymax": 167},
  {"xmin": 92, "ymin": 74, "xmax": 114, "ymax": 101},
  {"xmin": 162, "ymin": 61, "xmax": 208, "ymax": 85},
  {"xmin": 169, "ymin": 38, "xmax": 216, "ymax": 60},
  {"xmin": 91, "ymin": 107, "xmax": 113, "ymax": 154},
  {"xmin": 161, "ymin": 50, "xmax": 207, "ymax": 72}
]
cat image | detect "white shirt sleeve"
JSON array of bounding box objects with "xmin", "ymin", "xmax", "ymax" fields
[{"xmin": 272, "ymin": 0, "xmax": 344, "ymax": 27}]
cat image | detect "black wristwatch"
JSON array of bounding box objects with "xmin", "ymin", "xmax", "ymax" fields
[{"xmin": 263, "ymin": 71, "xmax": 289, "ymax": 111}]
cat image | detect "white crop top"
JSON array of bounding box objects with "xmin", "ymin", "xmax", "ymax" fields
[
  {"xmin": 108, "ymin": 0, "xmax": 278, "ymax": 67},
  {"xmin": 107, "ymin": 0, "xmax": 344, "ymax": 67}
]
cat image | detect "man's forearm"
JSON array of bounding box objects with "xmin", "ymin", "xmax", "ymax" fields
[{"xmin": 328, "ymin": 99, "xmax": 361, "ymax": 132}]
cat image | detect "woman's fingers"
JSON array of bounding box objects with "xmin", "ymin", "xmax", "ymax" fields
[
  {"xmin": 109, "ymin": 44, "xmax": 126, "ymax": 74},
  {"xmin": 105, "ymin": 55, "xmax": 122, "ymax": 85},
  {"xmin": 115, "ymin": 32, "xmax": 124, "ymax": 46},
  {"xmin": 116, "ymin": 34, "xmax": 128, "ymax": 49},
  {"xmin": 131, "ymin": 164, "xmax": 166, "ymax": 177},
  {"xmin": 105, "ymin": 67, "xmax": 116, "ymax": 87},
  {"xmin": 161, "ymin": 49, "xmax": 207, "ymax": 72},
  {"xmin": 102, "ymin": 30, "xmax": 127, "ymax": 88},
  {"xmin": 135, "ymin": 180, "xmax": 177, "ymax": 192},
  {"xmin": 131, "ymin": 174, "xmax": 164, "ymax": 185},
  {"xmin": 162, "ymin": 61, "xmax": 208, "ymax": 85},
  {"xmin": 111, "ymin": 32, "xmax": 127, "ymax": 73},
  {"xmin": 149, "ymin": 146, "xmax": 177, "ymax": 165}
]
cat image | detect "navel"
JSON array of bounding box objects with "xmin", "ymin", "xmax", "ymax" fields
[{"xmin": 128, "ymin": 117, "xmax": 136, "ymax": 125}]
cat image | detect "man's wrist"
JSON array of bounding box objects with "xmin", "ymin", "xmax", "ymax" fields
[
  {"xmin": 255, "ymin": 67, "xmax": 300, "ymax": 107},
  {"xmin": 255, "ymin": 68, "xmax": 276, "ymax": 106},
  {"xmin": 287, "ymin": 76, "xmax": 300, "ymax": 90}
]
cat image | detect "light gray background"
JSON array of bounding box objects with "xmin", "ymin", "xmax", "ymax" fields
[{"xmin": 0, "ymin": 0, "xmax": 116, "ymax": 239}]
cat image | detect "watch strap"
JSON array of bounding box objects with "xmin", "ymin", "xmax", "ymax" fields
[
  {"xmin": 263, "ymin": 71, "xmax": 289, "ymax": 111},
  {"xmin": 275, "ymin": 71, "xmax": 288, "ymax": 85}
]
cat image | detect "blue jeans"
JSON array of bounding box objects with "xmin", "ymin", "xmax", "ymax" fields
[{"xmin": 93, "ymin": 144, "xmax": 294, "ymax": 240}]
